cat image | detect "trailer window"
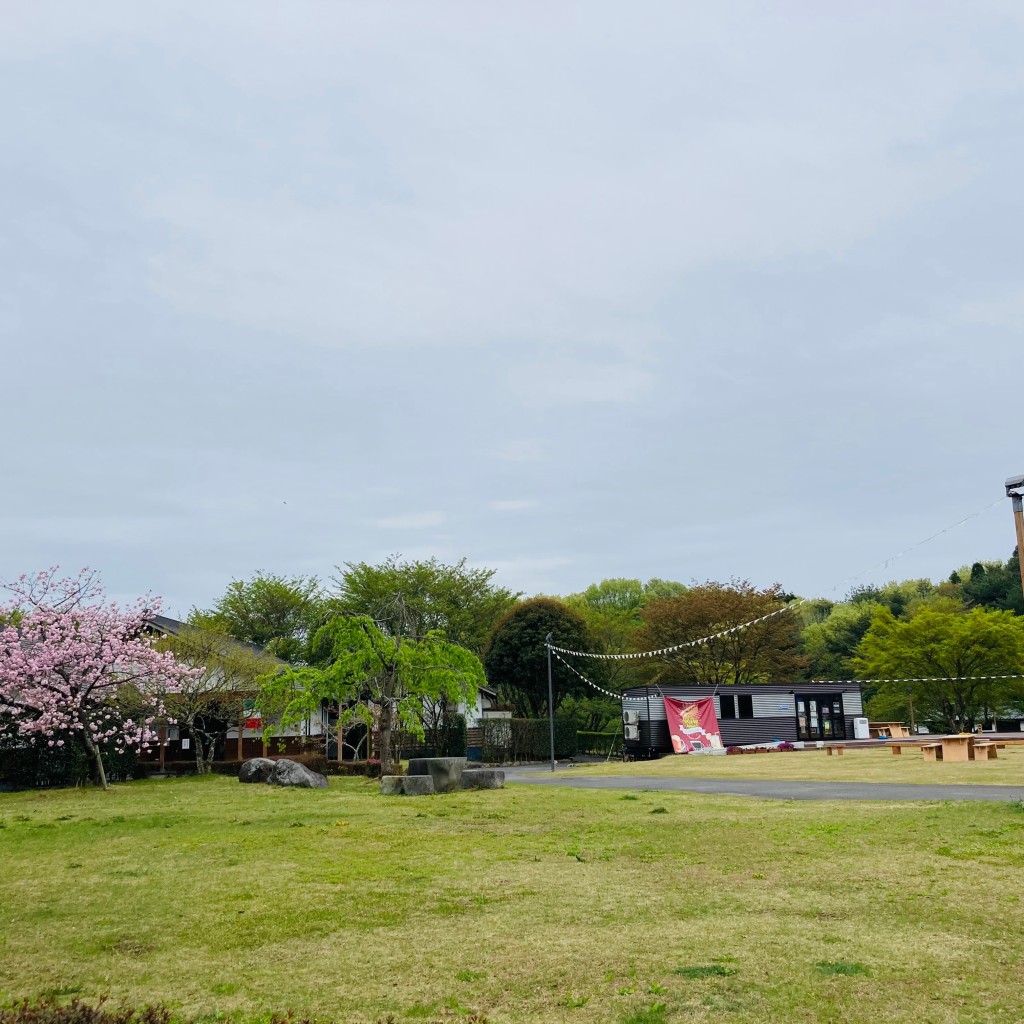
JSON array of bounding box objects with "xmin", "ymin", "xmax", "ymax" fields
[
  {"xmin": 738, "ymin": 694, "xmax": 754, "ymax": 719},
  {"xmin": 719, "ymin": 694, "xmax": 737, "ymax": 719}
]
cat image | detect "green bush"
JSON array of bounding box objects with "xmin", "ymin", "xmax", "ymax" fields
[
  {"xmin": 576, "ymin": 730, "xmax": 622, "ymax": 756},
  {"xmin": 480, "ymin": 717, "xmax": 578, "ymax": 762},
  {"xmin": 0, "ymin": 735, "xmax": 138, "ymax": 790},
  {"xmin": 396, "ymin": 712, "xmax": 467, "ymax": 759},
  {"xmin": 292, "ymin": 752, "xmax": 330, "ymax": 775},
  {"xmin": 208, "ymin": 758, "xmax": 388, "ymax": 778}
]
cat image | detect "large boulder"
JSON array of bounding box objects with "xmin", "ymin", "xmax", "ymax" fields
[
  {"xmin": 460, "ymin": 769, "xmax": 505, "ymax": 790},
  {"xmin": 239, "ymin": 757, "xmax": 275, "ymax": 783},
  {"xmin": 269, "ymin": 759, "xmax": 329, "ymax": 789},
  {"xmin": 406, "ymin": 756, "xmax": 467, "ymax": 794}
]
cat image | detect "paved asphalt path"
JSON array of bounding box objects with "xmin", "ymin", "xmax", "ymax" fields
[{"xmin": 502, "ymin": 765, "xmax": 1024, "ymax": 802}]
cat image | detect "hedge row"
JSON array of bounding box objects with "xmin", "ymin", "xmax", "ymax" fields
[
  {"xmin": 395, "ymin": 712, "xmax": 467, "ymax": 760},
  {"xmin": 479, "ymin": 717, "xmax": 578, "ymax": 762},
  {"xmin": 148, "ymin": 757, "xmax": 389, "ymax": 778},
  {"xmin": 576, "ymin": 730, "xmax": 622, "ymax": 756},
  {"xmin": 0, "ymin": 740, "xmax": 140, "ymax": 790}
]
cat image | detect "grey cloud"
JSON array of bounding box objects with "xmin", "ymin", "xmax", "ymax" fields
[{"xmin": 2, "ymin": 1, "xmax": 1023, "ymax": 616}]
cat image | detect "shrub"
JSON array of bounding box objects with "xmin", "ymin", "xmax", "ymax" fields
[
  {"xmin": 0, "ymin": 736, "xmax": 138, "ymax": 790},
  {"xmin": 577, "ymin": 731, "xmax": 621, "ymax": 756},
  {"xmin": 292, "ymin": 752, "xmax": 330, "ymax": 776},
  {"xmin": 396, "ymin": 713, "xmax": 468, "ymax": 760},
  {"xmin": 480, "ymin": 717, "xmax": 578, "ymax": 762},
  {"xmin": 331, "ymin": 759, "xmax": 390, "ymax": 778},
  {"xmin": 777, "ymin": 742, "xmax": 796, "ymax": 752}
]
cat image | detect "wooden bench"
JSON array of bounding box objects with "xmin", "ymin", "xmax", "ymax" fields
[
  {"xmin": 890, "ymin": 744, "xmax": 902, "ymax": 756},
  {"xmin": 826, "ymin": 745, "xmax": 845, "ymax": 756},
  {"xmin": 970, "ymin": 741, "xmax": 998, "ymax": 761},
  {"xmin": 921, "ymin": 742, "xmax": 942, "ymax": 762}
]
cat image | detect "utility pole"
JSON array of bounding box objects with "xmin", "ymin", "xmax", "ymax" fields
[
  {"xmin": 1006, "ymin": 474, "xmax": 1024, "ymax": 599},
  {"xmin": 545, "ymin": 633, "xmax": 556, "ymax": 772}
]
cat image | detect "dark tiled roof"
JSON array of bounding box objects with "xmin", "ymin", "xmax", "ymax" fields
[{"xmin": 146, "ymin": 615, "xmax": 285, "ymax": 664}]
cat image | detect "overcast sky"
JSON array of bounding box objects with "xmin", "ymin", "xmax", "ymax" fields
[{"xmin": 3, "ymin": 1, "xmax": 1023, "ymax": 616}]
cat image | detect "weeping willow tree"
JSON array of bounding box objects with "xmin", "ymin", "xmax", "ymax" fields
[{"xmin": 258, "ymin": 614, "xmax": 484, "ymax": 773}]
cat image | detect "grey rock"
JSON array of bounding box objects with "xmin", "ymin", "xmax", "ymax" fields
[
  {"xmin": 406, "ymin": 756, "xmax": 467, "ymax": 793},
  {"xmin": 379, "ymin": 775, "xmax": 405, "ymax": 795},
  {"xmin": 269, "ymin": 759, "xmax": 328, "ymax": 789},
  {"xmin": 238, "ymin": 757, "xmax": 275, "ymax": 783},
  {"xmin": 400, "ymin": 775, "xmax": 435, "ymax": 796},
  {"xmin": 460, "ymin": 769, "xmax": 505, "ymax": 790}
]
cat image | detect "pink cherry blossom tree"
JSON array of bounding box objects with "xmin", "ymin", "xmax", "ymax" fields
[{"xmin": 0, "ymin": 568, "xmax": 195, "ymax": 789}]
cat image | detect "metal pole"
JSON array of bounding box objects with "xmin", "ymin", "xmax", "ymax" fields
[
  {"xmin": 545, "ymin": 633, "xmax": 556, "ymax": 772},
  {"xmin": 645, "ymin": 685, "xmax": 653, "ymax": 759},
  {"xmin": 1012, "ymin": 493, "xmax": 1024, "ymax": 599}
]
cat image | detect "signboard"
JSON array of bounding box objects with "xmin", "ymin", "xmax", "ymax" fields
[
  {"xmin": 663, "ymin": 697, "xmax": 723, "ymax": 754},
  {"xmin": 243, "ymin": 700, "xmax": 262, "ymax": 730}
]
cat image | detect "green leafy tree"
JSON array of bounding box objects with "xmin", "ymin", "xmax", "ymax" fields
[
  {"xmin": 334, "ymin": 556, "xmax": 519, "ymax": 656},
  {"xmin": 192, "ymin": 574, "xmax": 328, "ymax": 662},
  {"xmin": 801, "ymin": 600, "xmax": 882, "ymax": 683},
  {"xmin": 636, "ymin": 580, "xmax": 805, "ymax": 686},
  {"xmin": 563, "ymin": 577, "xmax": 688, "ymax": 691},
  {"xmin": 559, "ymin": 693, "xmax": 620, "ymax": 732},
  {"xmin": 153, "ymin": 627, "xmax": 278, "ymax": 773},
  {"xmin": 847, "ymin": 579, "xmax": 939, "ymax": 619},
  {"xmin": 954, "ymin": 553, "xmax": 1024, "ymax": 615},
  {"xmin": 855, "ymin": 606, "xmax": 1024, "ymax": 731},
  {"xmin": 259, "ymin": 615, "xmax": 485, "ymax": 774},
  {"xmin": 483, "ymin": 598, "xmax": 591, "ymax": 716}
]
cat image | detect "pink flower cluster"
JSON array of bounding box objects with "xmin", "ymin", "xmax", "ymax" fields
[{"xmin": 0, "ymin": 567, "xmax": 197, "ymax": 754}]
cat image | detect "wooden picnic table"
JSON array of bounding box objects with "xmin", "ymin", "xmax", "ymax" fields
[
  {"xmin": 919, "ymin": 736, "xmax": 998, "ymax": 762},
  {"xmin": 869, "ymin": 722, "xmax": 910, "ymax": 739}
]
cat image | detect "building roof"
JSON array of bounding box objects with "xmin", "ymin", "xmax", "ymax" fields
[
  {"xmin": 621, "ymin": 680, "xmax": 864, "ymax": 697},
  {"xmin": 146, "ymin": 615, "xmax": 285, "ymax": 664}
]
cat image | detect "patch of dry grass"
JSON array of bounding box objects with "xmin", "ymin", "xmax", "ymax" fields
[
  {"xmin": 1, "ymin": 776, "xmax": 1023, "ymax": 1023},
  {"xmin": 562, "ymin": 743, "xmax": 1024, "ymax": 785}
]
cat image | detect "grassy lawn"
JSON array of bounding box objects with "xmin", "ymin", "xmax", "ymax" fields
[
  {"xmin": 2, "ymin": 776, "xmax": 1023, "ymax": 1024},
  {"xmin": 561, "ymin": 744, "xmax": 1024, "ymax": 785}
]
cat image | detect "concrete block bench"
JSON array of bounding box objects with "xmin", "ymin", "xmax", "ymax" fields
[
  {"xmin": 460, "ymin": 769, "xmax": 505, "ymax": 790},
  {"xmin": 406, "ymin": 756, "xmax": 466, "ymax": 793},
  {"xmin": 380, "ymin": 775, "xmax": 435, "ymax": 796}
]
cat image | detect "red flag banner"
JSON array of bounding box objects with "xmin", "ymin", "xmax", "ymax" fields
[{"xmin": 663, "ymin": 697, "xmax": 723, "ymax": 754}]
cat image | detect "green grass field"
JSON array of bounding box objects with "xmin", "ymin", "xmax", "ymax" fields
[
  {"xmin": 2, "ymin": 775, "xmax": 1023, "ymax": 1024},
  {"xmin": 562, "ymin": 743, "xmax": 1024, "ymax": 785}
]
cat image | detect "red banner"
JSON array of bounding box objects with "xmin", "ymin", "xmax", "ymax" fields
[{"xmin": 663, "ymin": 697, "xmax": 723, "ymax": 754}]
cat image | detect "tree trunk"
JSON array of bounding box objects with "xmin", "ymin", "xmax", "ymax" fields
[
  {"xmin": 379, "ymin": 700, "xmax": 395, "ymax": 775},
  {"xmin": 192, "ymin": 727, "xmax": 216, "ymax": 775},
  {"xmin": 81, "ymin": 729, "xmax": 108, "ymax": 790}
]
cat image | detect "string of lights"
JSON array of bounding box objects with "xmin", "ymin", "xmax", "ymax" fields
[{"xmin": 547, "ymin": 495, "xmax": 1009, "ymax": 662}]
